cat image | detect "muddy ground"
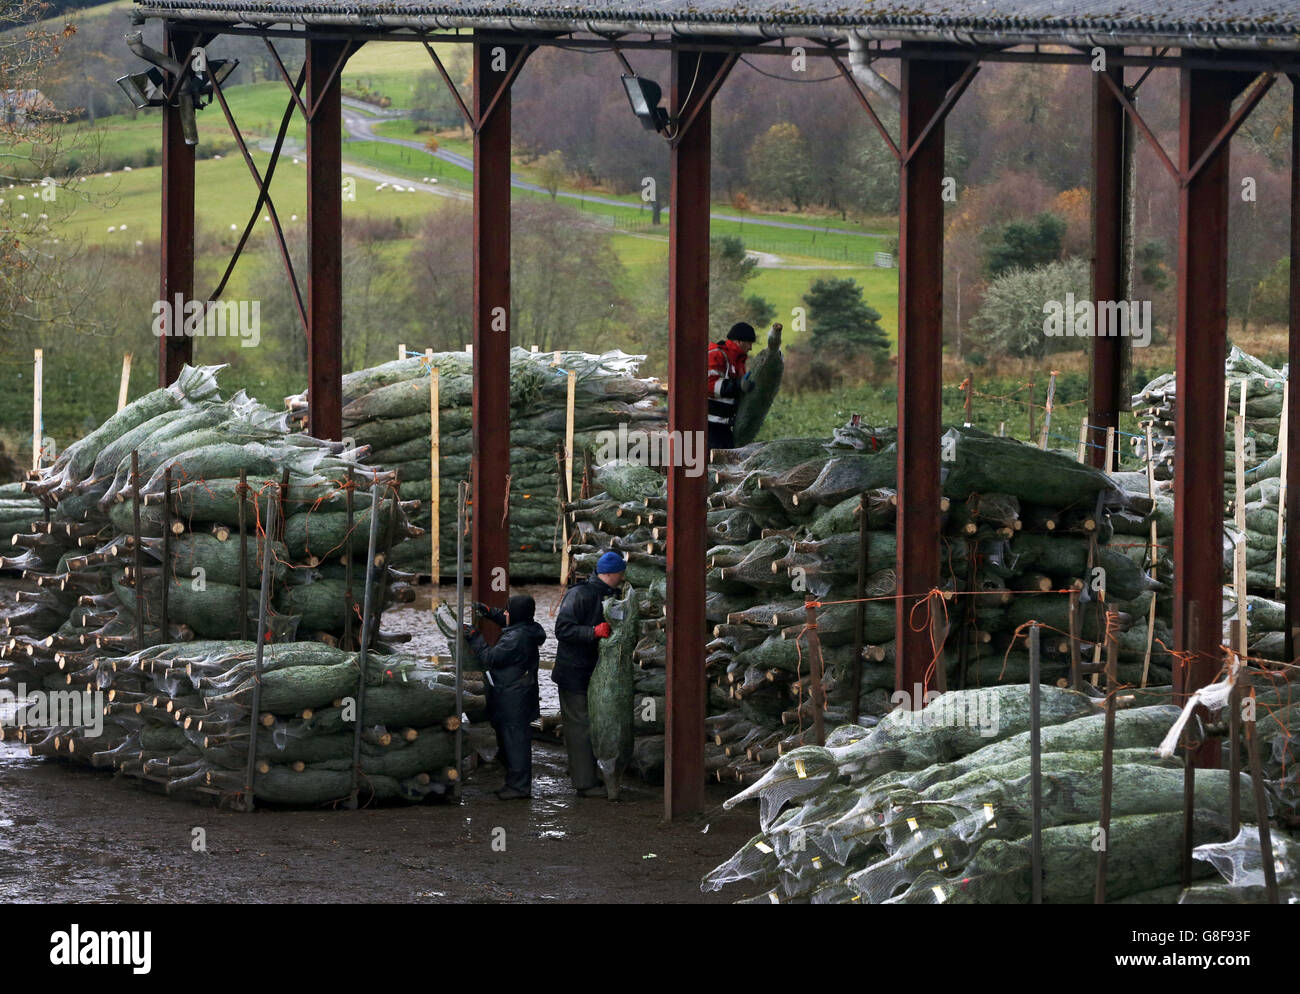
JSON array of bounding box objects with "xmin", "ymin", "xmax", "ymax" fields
[{"xmin": 0, "ymin": 580, "xmax": 760, "ymax": 904}]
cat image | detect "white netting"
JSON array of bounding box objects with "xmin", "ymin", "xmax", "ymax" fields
[{"xmin": 1193, "ymin": 824, "xmax": 1298, "ymax": 888}]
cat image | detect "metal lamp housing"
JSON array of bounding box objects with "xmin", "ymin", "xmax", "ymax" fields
[
  {"xmin": 115, "ymin": 67, "xmax": 167, "ymax": 109},
  {"xmin": 621, "ymin": 74, "xmax": 668, "ymax": 132}
]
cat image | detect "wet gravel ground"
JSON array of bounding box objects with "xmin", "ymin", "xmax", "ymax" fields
[{"xmin": 0, "ymin": 579, "xmax": 758, "ymax": 904}]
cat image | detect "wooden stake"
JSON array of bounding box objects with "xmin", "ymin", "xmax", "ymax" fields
[
  {"xmin": 558, "ymin": 369, "xmax": 577, "ymax": 585},
  {"xmin": 1228, "ymin": 620, "xmax": 1242, "ymax": 838},
  {"xmin": 343, "ymin": 472, "xmax": 354, "ymax": 649},
  {"xmin": 1275, "ymin": 386, "xmax": 1288, "ymax": 598},
  {"xmin": 1028, "ymin": 623, "xmax": 1043, "ymax": 905},
  {"xmin": 428, "ymin": 350, "xmax": 440, "ymax": 587},
  {"xmin": 1068, "ymin": 588, "xmax": 1082, "ymax": 691},
  {"xmin": 1142, "ymin": 423, "xmax": 1158, "ymax": 687},
  {"xmin": 1039, "ymin": 370, "xmax": 1057, "ymax": 449},
  {"xmin": 348, "ymin": 482, "xmax": 385, "ymax": 810},
  {"xmin": 804, "ymin": 601, "xmax": 826, "ymax": 746},
  {"xmin": 131, "ymin": 451, "xmax": 144, "ymax": 651},
  {"xmin": 1077, "ymin": 421, "xmax": 1089, "ymax": 463},
  {"xmin": 1027, "ymin": 377, "xmax": 1035, "ymax": 443},
  {"xmin": 1234, "ymin": 413, "xmax": 1248, "ymax": 660},
  {"xmin": 851, "ymin": 496, "xmax": 868, "ymax": 721},
  {"xmin": 398, "ymin": 343, "xmax": 406, "ymax": 361},
  {"xmin": 117, "ymin": 352, "xmax": 133, "ymax": 412},
  {"xmin": 1094, "ymin": 611, "xmax": 1118, "ymax": 904},
  {"xmin": 161, "ymin": 467, "xmax": 172, "ymax": 638},
  {"xmin": 31, "ymin": 348, "xmax": 42, "ymax": 472},
  {"xmin": 564, "ymin": 370, "xmax": 577, "ymax": 504},
  {"xmin": 1245, "ymin": 687, "xmax": 1280, "ymax": 904},
  {"xmin": 1103, "ymin": 426, "xmax": 1115, "ymax": 474},
  {"xmin": 238, "ymin": 469, "xmax": 249, "ymax": 642}
]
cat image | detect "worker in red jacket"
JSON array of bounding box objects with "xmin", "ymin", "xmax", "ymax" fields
[{"xmin": 707, "ymin": 322, "xmax": 757, "ymax": 452}]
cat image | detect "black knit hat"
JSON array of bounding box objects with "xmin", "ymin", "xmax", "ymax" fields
[
  {"xmin": 507, "ymin": 594, "xmax": 535, "ymax": 624},
  {"xmin": 726, "ymin": 322, "xmax": 757, "ymax": 342}
]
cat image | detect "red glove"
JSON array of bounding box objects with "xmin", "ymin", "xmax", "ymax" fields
[{"xmin": 593, "ymin": 622, "xmax": 612, "ymax": 639}]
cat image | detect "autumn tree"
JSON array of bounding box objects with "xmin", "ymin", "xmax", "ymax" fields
[
  {"xmin": 746, "ymin": 122, "xmax": 813, "ymax": 210},
  {"xmin": 537, "ymin": 150, "xmax": 565, "ymax": 200}
]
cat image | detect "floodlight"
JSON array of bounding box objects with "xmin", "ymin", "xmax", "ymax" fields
[
  {"xmin": 115, "ymin": 67, "xmax": 167, "ymax": 109},
  {"xmin": 621, "ymin": 74, "xmax": 669, "ymax": 132}
]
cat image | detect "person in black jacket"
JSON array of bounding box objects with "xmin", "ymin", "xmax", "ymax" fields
[
  {"xmin": 465, "ymin": 594, "xmax": 546, "ymax": 800},
  {"xmin": 552, "ymin": 551, "xmax": 625, "ymax": 797}
]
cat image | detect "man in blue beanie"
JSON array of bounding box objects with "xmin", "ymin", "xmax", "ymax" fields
[
  {"xmin": 465, "ymin": 593, "xmax": 546, "ymax": 799},
  {"xmin": 552, "ymin": 550, "xmax": 626, "ymax": 797}
]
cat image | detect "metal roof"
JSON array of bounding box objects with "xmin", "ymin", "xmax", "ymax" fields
[{"xmin": 131, "ymin": 0, "xmax": 1300, "ymax": 50}]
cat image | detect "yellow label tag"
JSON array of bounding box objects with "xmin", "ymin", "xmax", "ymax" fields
[
  {"xmin": 932, "ymin": 885, "xmax": 947, "ymax": 904},
  {"xmin": 767, "ymin": 892, "xmax": 780, "ymax": 904},
  {"xmin": 754, "ymin": 841, "xmax": 772, "ymax": 854},
  {"xmin": 906, "ymin": 817, "xmax": 919, "ymax": 832},
  {"xmin": 795, "ymin": 758, "xmax": 807, "ymax": 779},
  {"xmin": 983, "ymin": 803, "xmax": 995, "ymax": 823},
  {"xmin": 933, "ymin": 846, "xmax": 944, "ymax": 860},
  {"xmin": 811, "ymin": 856, "xmax": 822, "ymax": 869}
]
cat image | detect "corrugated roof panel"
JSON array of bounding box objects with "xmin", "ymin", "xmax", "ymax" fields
[{"xmin": 128, "ymin": 0, "xmax": 1300, "ymax": 47}]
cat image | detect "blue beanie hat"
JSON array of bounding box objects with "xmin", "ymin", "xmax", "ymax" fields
[{"xmin": 597, "ymin": 551, "xmax": 627, "ymax": 575}]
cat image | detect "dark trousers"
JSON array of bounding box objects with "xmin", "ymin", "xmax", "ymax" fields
[
  {"xmin": 708, "ymin": 421, "xmax": 734, "ymax": 453},
  {"xmin": 488, "ymin": 682, "xmax": 533, "ymax": 794},
  {"xmin": 558, "ymin": 689, "xmax": 599, "ymax": 791}
]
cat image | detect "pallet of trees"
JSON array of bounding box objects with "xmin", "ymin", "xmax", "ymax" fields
[
  {"xmin": 0, "ymin": 366, "xmax": 416, "ymax": 743},
  {"xmin": 285, "ymin": 349, "xmax": 667, "ymax": 581},
  {"xmin": 1129, "ymin": 347, "xmax": 1290, "ymax": 655},
  {"xmin": 562, "ymin": 424, "xmax": 1168, "ymax": 786},
  {"xmin": 7, "ymin": 639, "xmax": 482, "ymax": 806},
  {"xmin": 1133, "ymin": 346, "xmax": 1286, "ymax": 483},
  {"xmin": 705, "ymin": 674, "xmax": 1299, "ymax": 903}
]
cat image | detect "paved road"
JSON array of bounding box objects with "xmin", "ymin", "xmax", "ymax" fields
[{"xmin": 340, "ymin": 101, "xmax": 891, "ymax": 241}]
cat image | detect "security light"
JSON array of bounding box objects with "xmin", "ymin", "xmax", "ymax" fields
[
  {"xmin": 621, "ymin": 74, "xmax": 669, "ymax": 132},
  {"xmin": 118, "ymin": 30, "xmax": 240, "ymax": 146},
  {"xmin": 115, "ymin": 67, "xmax": 167, "ymax": 109}
]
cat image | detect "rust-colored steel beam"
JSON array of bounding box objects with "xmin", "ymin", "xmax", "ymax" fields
[
  {"xmin": 158, "ymin": 23, "xmax": 198, "ymax": 387},
  {"xmin": 1287, "ymin": 76, "xmax": 1300, "ymax": 662},
  {"xmin": 895, "ymin": 46, "xmax": 967, "ymax": 699},
  {"xmin": 306, "ymin": 38, "xmax": 350, "ymax": 441},
  {"xmin": 471, "ymin": 35, "xmax": 526, "ymax": 625},
  {"xmin": 827, "ymin": 52, "xmax": 900, "ymax": 162},
  {"xmin": 665, "ymin": 48, "xmax": 729, "ymax": 820},
  {"xmin": 1089, "ymin": 52, "xmax": 1127, "ymax": 469},
  {"xmin": 209, "ymin": 72, "xmax": 307, "ymax": 333},
  {"xmin": 1174, "ymin": 68, "xmax": 1254, "ymax": 764},
  {"xmin": 208, "ymin": 66, "xmax": 306, "ymax": 303}
]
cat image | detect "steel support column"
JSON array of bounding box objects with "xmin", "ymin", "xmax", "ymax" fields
[
  {"xmin": 1089, "ymin": 52, "xmax": 1128, "ymax": 468},
  {"xmin": 305, "ymin": 38, "xmax": 347, "ymax": 441},
  {"xmin": 1287, "ymin": 77, "xmax": 1300, "ymax": 662},
  {"xmin": 1174, "ymin": 69, "xmax": 1251, "ymax": 734},
  {"xmin": 471, "ymin": 36, "xmax": 522, "ymax": 622},
  {"xmin": 665, "ymin": 48, "xmax": 730, "ymax": 819},
  {"xmin": 895, "ymin": 48, "xmax": 965, "ymax": 697},
  {"xmin": 158, "ymin": 22, "xmax": 197, "ymax": 387}
]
